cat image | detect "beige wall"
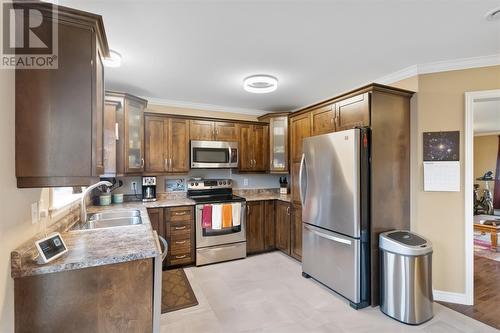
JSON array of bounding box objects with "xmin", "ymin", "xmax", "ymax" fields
[
  {"xmin": 147, "ymin": 104, "xmax": 260, "ymax": 122},
  {"xmin": 474, "ymin": 135, "xmax": 498, "ymax": 193},
  {"xmin": 392, "ymin": 65, "xmax": 500, "ymax": 294}
]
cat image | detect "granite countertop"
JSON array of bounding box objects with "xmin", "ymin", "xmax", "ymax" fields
[
  {"xmin": 234, "ymin": 189, "xmax": 292, "ymax": 203},
  {"xmin": 11, "ymin": 203, "xmax": 161, "ymax": 279}
]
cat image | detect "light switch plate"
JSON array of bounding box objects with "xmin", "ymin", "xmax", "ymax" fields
[{"xmin": 31, "ymin": 202, "xmax": 39, "ymax": 224}]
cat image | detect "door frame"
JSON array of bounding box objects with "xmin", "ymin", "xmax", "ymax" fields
[{"xmin": 464, "ymin": 89, "xmax": 500, "ymax": 305}]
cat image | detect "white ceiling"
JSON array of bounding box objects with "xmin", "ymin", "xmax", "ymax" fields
[
  {"xmin": 474, "ymin": 97, "xmax": 500, "ymax": 134},
  {"xmin": 56, "ymin": 0, "xmax": 500, "ymax": 113}
]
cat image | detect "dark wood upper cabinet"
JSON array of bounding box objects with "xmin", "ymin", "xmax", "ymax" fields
[
  {"xmin": 311, "ymin": 104, "xmax": 335, "ymax": 136},
  {"xmin": 335, "ymin": 92, "xmax": 370, "ymax": 131},
  {"xmin": 290, "ymin": 112, "xmax": 311, "ymax": 164},
  {"xmin": 239, "ymin": 124, "xmax": 269, "ymax": 172},
  {"xmin": 290, "ymin": 204, "xmax": 302, "ymax": 261},
  {"xmin": 190, "ymin": 120, "xmax": 239, "ymax": 141},
  {"xmin": 15, "ymin": 3, "xmax": 109, "ymax": 187},
  {"xmin": 214, "ymin": 121, "xmax": 239, "ymax": 141},
  {"xmin": 275, "ymin": 201, "xmax": 291, "ymax": 255},
  {"xmin": 106, "ymin": 92, "xmax": 148, "ymax": 175},
  {"xmin": 144, "ymin": 114, "xmax": 189, "ymax": 174},
  {"xmin": 246, "ymin": 201, "xmax": 265, "ymax": 254},
  {"xmin": 102, "ymin": 100, "xmax": 120, "ymax": 177}
]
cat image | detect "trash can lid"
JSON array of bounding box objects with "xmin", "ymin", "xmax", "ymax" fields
[{"xmin": 379, "ymin": 230, "xmax": 433, "ymax": 256}]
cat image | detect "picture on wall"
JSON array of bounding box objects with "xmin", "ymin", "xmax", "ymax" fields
[
  {"xmin": 423, "ymin": 131, "xmax": 460, "ymax": 161},
  {"xmin": 165, "ymin": 178, "xmax": 186, "ymax": 192}
]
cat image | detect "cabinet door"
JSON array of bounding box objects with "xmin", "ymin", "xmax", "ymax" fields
[
  {"xmin": 275, "ymin": 201, "xmax": 291, "ymax": 255},
  {"xmin": 239, "ymin": 124, "xmax": 253, "ymax": 171},
  {"xmin": 291, "ymin": 204, "xmax": 302, "ymax": 261},
  {"xmin": 147, "ymin": 208, "xmax": 164, "ymax": 239},
  {"xmin": 311, "ymin": 104, "xmax": 335, "ymax": 136},
  {"xmin": 190, "ymin": 120, "xmax": 214, "ymax": 141},
  {"xmin": 145, "ymin": 116, "xmax": 167, "ymax": 173},
  {"xmin": 291, "ymin": 162, "xmax": 302, "ymax": 205},
  {"xmin": 214, "ymin": 121, "xmax": 239, "ymax": 141},
  {"xmin": 246, "ymin": 201, "xmax": 265, "ymax": 254},
  {"xmin": 94, "ymin": 46, "xmax": 105, "ymax": 176},
  {"xmin": 336, "ymin": 93, "xmax": 370, "ymax": 131},
  {"xmin": 124, "ymin": 99, "xmax": 145, "ymax": 173},
  {"xmin": 264, "ymin": 201, "xmax": 275, "ymax": 251},
  {"xmin": 290, "ymin": 113, "xmax": 311, "ymax": 163},
  {"xmin": 252, "ymin": 125, "xmax": 269, "ymax": 171},
  {"xmin": 169, "ymin": 118, "xmax": 190, "ymax": 173},
  {"xmin": 269, "ymin": 116, "xmax": 288, "ymax": 173},
  {"xmin": 102, "ymin": 101, "xmax": 118, "ymax": 176}
]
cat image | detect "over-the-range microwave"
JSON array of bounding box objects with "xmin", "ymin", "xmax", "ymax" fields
[{"xmin": 190, "ymin": 140, "xmax": 238, "ymax": 169}]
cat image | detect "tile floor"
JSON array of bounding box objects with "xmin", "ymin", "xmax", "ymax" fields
[{"xmin": 161, "ymin": 252, "xmax": 498, "ymax": 333}]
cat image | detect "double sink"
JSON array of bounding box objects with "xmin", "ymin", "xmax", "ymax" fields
[{"xmin": 73, "ymin": 210, "xmax": 143, "ymax": 230}]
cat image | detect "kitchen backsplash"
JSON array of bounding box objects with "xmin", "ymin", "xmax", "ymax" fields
[{"xmin": 111, "ymin": 170, "xmax": 288, "ymax": 195}]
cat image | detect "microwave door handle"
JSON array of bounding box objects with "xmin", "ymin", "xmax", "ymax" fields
[
  {"xmin": 299, "ymin": 153, "xmax": 307, "ymax": 207},
  {"xmin": 228, "ymin": 147, "xmax": 232, "ymax": 163}
]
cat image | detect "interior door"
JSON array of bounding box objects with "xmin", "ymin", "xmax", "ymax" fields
[
  {"xmin": 145, "ymin": 116, "xmax": 167, "ymax": 173},
  {"xmin": 301, "ymin": 129, "xmax": 361, "ymax": 238},
  {"xmin": 169, "ymin": 118, "xmax": 190, "ymax": 173}
]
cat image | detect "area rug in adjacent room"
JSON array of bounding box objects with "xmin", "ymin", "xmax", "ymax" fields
[
  {"xmin": 474, "ymin": 232, "xmax": 500, "ymax": 262},
  {"xmin": 162, "ymin": 268, "xmax": 198, "ymax": 313}
]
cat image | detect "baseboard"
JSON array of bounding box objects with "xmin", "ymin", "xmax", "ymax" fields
[{"xmin": 433, "ymin": 290, "xmax": 470, "ymax": 305}]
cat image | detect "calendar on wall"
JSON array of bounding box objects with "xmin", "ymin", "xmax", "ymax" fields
[{"xmin": 423, "ymin": 131, "xmax": 460, "ymax": 192}]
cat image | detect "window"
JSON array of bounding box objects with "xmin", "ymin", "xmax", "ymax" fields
[{"xmin": 50, "ymin": 187, "xmax": 84, "ymax": 211}]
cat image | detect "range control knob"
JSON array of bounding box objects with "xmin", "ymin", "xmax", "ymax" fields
[
  {"xmin": 190, "ymin": 182, "xmax": 194, "ymax": 186},
  {"xmin": 195, "ymin": 182, "xmax": 199, "ymax": 186},
  {"xmin": 218, "ymin": 181, "xmax": 222, "ymax": 185},
  {"xmin": 223, "ymin": 181, "xmax": 226, "ymax": 185}
]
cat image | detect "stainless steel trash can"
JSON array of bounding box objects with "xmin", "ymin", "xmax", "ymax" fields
[{"xmin": 379, "ymin": 230, "xmax": 433, "ymax": 325}]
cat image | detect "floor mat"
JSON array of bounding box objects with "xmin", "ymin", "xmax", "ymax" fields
[{"xmin": 162, "ymin": 268, "xmax": 198, "ymax": 313}]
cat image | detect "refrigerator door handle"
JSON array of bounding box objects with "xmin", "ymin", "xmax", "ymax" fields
[
  {"xmin": 299, "ymin": 153, "xmax": 307, "ymax": 206},
  {"xmin": 304, "ymin": 224, "xmax": 352, "ymax": 245}
]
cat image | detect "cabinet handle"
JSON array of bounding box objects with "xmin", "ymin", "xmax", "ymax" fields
[
  {"xmin": 287, "ymin": 207, "xmax": 290, "ymax": 215},
  {"xmin": 169, "ymin": 157, "xmax": 173, "ymax": 169},
  {"xmin": 175, "ymin": 255, "xmax": 187, "ymax": 259},
  {"xmin": 164, "ymin": 159, "xmax": 168, "ymax": 171},
  {"xmin": 115, "ymin": 123, "xmax": 119, "ymax": 140},
  {"xmin": 173, "ymin": 211, "xmax": 188, "ymax": 216},
  {"xmin": 175, "ymin": 240, "xmax": 187, "ymax": 245},
  {"xmin": 141, "ymin": 158, "xmax": 145, "ymax": 168},
  {"xmin": 174, "ymin": 226, "xmax": 187, "ymax": 230}
]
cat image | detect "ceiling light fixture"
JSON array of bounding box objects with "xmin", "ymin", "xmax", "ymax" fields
[
  {"xmin": 243, "ymin": 74, "xmax": 278, "ymax": 94},
  {"xmin": 485, "ymin": 7, "xmax": 500, "ymax": 21},
  {"xmin": 103, "ymin": 49, "xmax": 122, "ymax": 68}
]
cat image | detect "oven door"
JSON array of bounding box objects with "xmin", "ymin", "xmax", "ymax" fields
[
  {"xmin": 195, "ymin": 202, "xmax": 246, "ymax": 248},
  {"xmin": 190, "ymin": 140, "xmax": 238, "ymax": 168}
]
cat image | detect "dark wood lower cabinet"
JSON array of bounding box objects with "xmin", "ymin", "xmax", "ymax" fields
[
  {"xmin": 14, "ymin": 259, "xmax": 153, "ymax": 333},
  {"xmin": 264, "ymin": 201, "xmax": 275, "ymax": 251},
  {"xmin": 246, "ymin": 201, "xmax": 265, "ymax": 254},
  {"xmin": 291, "ymin": 204, "xmax": 302, "ymax": 261},
  {"xmin": 275, "ymin": 201, "xmax": 291, "ymax": 255}
]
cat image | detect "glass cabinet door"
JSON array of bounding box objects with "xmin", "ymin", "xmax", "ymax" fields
[
  {"xmin": 270, "ymin": 116, "xmax": 288, "ymax": 172},
  {"xmin": 126, "ymin": 100, "xmax": 144, "ymax": 172}
]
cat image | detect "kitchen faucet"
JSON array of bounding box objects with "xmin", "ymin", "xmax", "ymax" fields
[{"xmin": 80, "ymin": 181, "xmax": 113, "ymax": 222}]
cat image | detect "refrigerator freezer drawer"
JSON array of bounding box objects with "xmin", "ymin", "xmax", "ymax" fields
[{"xmin": 302, "ymin": 223, "xmax": 360, "ymax": 303}]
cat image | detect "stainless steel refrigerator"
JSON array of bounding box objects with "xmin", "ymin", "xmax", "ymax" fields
[{"xmin": 300, "ymin": 128, "xmax": 370, "ymax": 309}]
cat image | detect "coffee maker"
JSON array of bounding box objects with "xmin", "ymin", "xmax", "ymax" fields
[{"xmin": 142, "ymin": 176, "xmax": 157, "ymax": 202}]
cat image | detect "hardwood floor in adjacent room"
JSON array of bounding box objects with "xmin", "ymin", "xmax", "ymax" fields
[
  {"xmin": 439, "ymin": 256, "xmax": 500, "ymax": 330},
  {"xmin": 161, "ymin": 252, "xmax": 496, "ymax": 333}
]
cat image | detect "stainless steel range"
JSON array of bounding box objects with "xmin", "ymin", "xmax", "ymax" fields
[{"xmin": 187, "ymin": 179, "xmax": 246, "ymax": 266}]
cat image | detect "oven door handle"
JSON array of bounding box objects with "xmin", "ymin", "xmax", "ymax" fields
[{"xmin": 158, "ymin": 236, "xmax": 168, "ymax": 262}]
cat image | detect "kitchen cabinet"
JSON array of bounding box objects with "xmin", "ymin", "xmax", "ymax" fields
[
  {"xmin": 246, "ymin": 201, "xmax": 265, "ymax": 254},
  {"xmin": 264, "ymin": 201, "xmax": 276, "ymax": 251},
  {"xmin": 290, "ymin": 112, "xmax": 311, "ymax": 164},
  {"xmin": 257, "ymin": 113, "xmax": 289, "ymax": 173},
  {"xmin": 164, "ymin": 206, "xmax": 195, "ymax": 267},
  {"xmin": 239, "ymin": 124, "xmax": 269, "ymax": 172},
  {"xmin": 15, "ymin": 2, "xmax": 109, "ymax": 187},
  {"xmin": 311, "ymin": 103, "xmax": 335, "ymax": 136},
  {"xmin": 144, "ymin": 114, "xmax": 189, "ymax": 174},
  {"xmin": 102, "ymin": 100, "xmax": 120, "ymax": 177},
  {"xmin": 190, "ymin": 120, "xmax": 239, "ymax": 141},
  {"xmin": 335, "ymin": 92, "xmax": 370, "ymax": 131},
  {"xmin": 106, "ymin": 91, "xmax": 148, "ymax": 175},
  {"xmin": 147, "ymin": 208, "xmax": 164, "ymax": 240},
  {"xmin": 291, "ymin": 204, "xmax": 302, "ymax": 261},
  {"xmin": 275, "ymin": 201, "xmax": 291, "ymax": 255}
]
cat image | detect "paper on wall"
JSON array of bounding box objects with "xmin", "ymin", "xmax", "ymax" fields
[{"xmin": 423, "ymin": 161, "xmax": 460, "ymax": 192}]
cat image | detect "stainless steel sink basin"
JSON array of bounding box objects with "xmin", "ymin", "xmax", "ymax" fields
[{"xmin": 72, "ymin": 210, "xmax": 143, "ymax": 230}]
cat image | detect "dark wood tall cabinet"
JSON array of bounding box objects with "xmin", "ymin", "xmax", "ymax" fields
[{"xmin": 15, "ymin": 3, "xmax": 109, "ymax": 187}]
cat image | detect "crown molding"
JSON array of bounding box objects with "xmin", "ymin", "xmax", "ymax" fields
[
  {"xmin": 375, "ymin": 54, "xmax": 500, "ymax": 85},
  {"xmin": 143, "ymin": 97, "xmax": 269, "ymax": 116}
]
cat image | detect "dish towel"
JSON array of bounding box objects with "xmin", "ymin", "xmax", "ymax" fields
[
  {"xmin": 232, "ymin": 203, "xmax": 241, "ymax": 226},
  {"xmin": 211, "ymin": 204, "xmax": 222, "ymax": 230},
  {"xmin": 202, "ymin": 205, "xmax": 212, "ymax": 229},
  {"xmin": 222, "ymin": 204, "xmax": 232, "ymax": 228}
]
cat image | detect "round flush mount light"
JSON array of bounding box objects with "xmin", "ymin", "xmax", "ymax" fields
[
  {"xmin": 103, "ymin": 49, "xmax": 122, "ymax": 68},
  {"xmin": 485, "ymin": 7, "xmax": 500, "ymax": 21},
  {"xmin": 243, "ymin": 74, "xmax": 278, "ymax": 94}
]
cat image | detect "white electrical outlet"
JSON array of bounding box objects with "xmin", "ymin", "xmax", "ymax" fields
[
  {"xmin": 131, "ymin": 181, "xmax": 137, "ymax": 192},
  {"xmin": 243, "ymin": 178, "xmax": 249, "ymax": 186},
  {"xmin": 31, "ymin": 202, "xmax": 39, "ymax": 224}
]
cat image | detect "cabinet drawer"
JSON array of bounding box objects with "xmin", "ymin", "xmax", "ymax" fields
[
  {"xmin": 166, "ymin": 206, "xmax": 193, "ymax": 222},
  {"xmin": 170, "ymin": 224, "xmax": 191, "ymax": 238},
  {"xmin": 169, "ymin": 253, "xmax": 193, "ymax": 266},
  {"xmin": 170, "ymin": 239, "xmax": 191, "ymax": 255}
]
